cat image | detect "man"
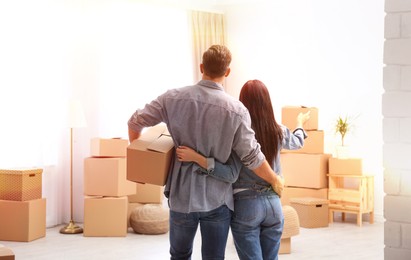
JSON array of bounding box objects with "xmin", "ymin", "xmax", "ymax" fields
[{"xmin": 128, "ymin": 45, "xmax": 283, "ymax": 260}]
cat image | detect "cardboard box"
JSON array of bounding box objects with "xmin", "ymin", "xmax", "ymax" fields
[
  {"xmin": 0, "ymin": 168, "xmax": 42, "ymax": 201},
  {"xmin": 128, "ymin": 183, "xmax": 164, "ymax": 204},
  {"xmin": 281, "ymin": 106, "xmax": 319, "ymax": 130},
  {"xmin": 281, "ymin": 153, "xmax": 331, "ymax": 189},
  {"xmin": 282, "ymin": 130, "xmax": 324, "ymax": 154},
  {"xmin": 281, "ymin": 187, "xmax": 328, "ymax": 206},
  {"xmin": 0, "ymin": 198, "xmax": 46, "ymax": 242},
  {"xmin": 84, "ymin": 157, "xmax": 136, "ymax": 197},
  {"xmin": 127, "ymin": 124, "xmax": 174, "ymax": 186},
  {"xmin": 290, "ymin": 197, "xmax": 329, "ymax": 228},
  {"xmin": 84, "ymin": 196, "xmax": 128, "ymax": 237},
  {"xmin": 90, "ymin": 138, "xmax": 128, "ymax": 157},
  {"xmin": 328, "ymin": 157, "xmax": 363, "ymax": 175},
  {"xmin": 0, "ymin": 247, "xmax": 15, "ymax": 260},
  {"xmin": 279, "ymin": 238, "xmax": 291, "ymax": 254}
]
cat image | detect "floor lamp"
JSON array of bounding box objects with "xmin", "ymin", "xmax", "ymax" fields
[{"xmin": 60, "ymin": 100, "xmax": 87, "ymax": 234}]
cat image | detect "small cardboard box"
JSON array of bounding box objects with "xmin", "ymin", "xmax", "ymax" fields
[
  {"xmin": 290, "ymin": 197, "xmax": 329, "ymax": 228},
  {"xmin": 0, "ymin": 247, "xmax": 15, "ymax": 260},
  {"xmin": 84, "ymin": 196, "xmax": 128, "ymax": 237},
  {"xmin": 281, "ymin": 106, "xmax": 319, "ymax": 130},
  {"xmin": 128, "ymin": 183, "xmax": 164, "ymax": 204},
  {"xmin": 90, "ymin": 138, "xmax": 128, "ymax": 157},
  {"xmin": 281, "ymin": 153, "xmax": 331, "ymax": 189},
  {"xmin": 84, "ymin": 157, "xmax": 136, "ymax": 197},
  {"xmin": 0, "ymin": 198, "xmax": 46, "ymax": 242},
  {"xmin": 0, "ymin": 168, "xmax": 42, "ymax": 201},
  {"xmin": 127, "ymin": 124, "xmax": 174, "ymax": 186},
  {"xmin": 282, "ymin": 130, "xmax": 324, "ymax": 154},
  {"xmin": 281, "ymin": 187, "xmax": 328, "ymax": 206},
  {"xmin": 279, "ymin": 238, "xmax": 291, "ymax": 254},
  {"xmin": 328, "ymin": 157, "xmax": 363, "ymax": 175}
]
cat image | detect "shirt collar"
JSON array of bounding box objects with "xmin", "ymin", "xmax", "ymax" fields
[{"xmin": 198, "ymin": 80, "xmax": 224, "ymax": 91}]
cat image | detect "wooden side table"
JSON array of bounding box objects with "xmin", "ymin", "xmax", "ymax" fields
[{"xmin": 328, "ymin": 174, "xmax": 374, "ymax": 226}]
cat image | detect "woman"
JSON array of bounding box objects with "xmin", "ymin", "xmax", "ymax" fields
[{"xmin": 176, "ymin": 79, "xmax": 310, "ymax": 260}]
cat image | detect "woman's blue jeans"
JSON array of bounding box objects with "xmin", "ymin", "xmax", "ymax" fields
[
  {"xmin": 231, "ymin": 194, "xmax": 284, "ymax": 260},
  {"xmin": 169, "ymin": 205, "xmax": 232, "ymax": 260}
]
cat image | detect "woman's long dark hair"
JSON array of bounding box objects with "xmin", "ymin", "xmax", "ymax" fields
[{"xmin": 239, "ymin": 80, "xmax": 283, "ymax": 168}]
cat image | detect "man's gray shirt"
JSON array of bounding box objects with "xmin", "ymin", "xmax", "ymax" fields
[{"xmin": 128, "ymin": 80, "xmax": 265, "ymax": 213}]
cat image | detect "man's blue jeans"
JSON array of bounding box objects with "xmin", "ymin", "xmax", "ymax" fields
[
  {"xmin": 231, "ymin": 194, "xmax": 284, "ymax": 260},
  {"xmin": 169, "ymin": 205, "xmax": 231, "ymax": 260}
]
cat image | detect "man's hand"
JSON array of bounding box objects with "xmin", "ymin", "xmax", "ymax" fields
[{"xmin": 272, "ymin": 175, "xmax": 285, "ymax": 197}]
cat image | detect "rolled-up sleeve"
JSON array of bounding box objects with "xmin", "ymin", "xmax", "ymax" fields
[
  {"xmin": 282, "ymin": 126, "xmax": 306, "ymax": 150},
  {"xmin": 196, "ymin": 154, "xmax": 242, "ymax": 184},
  {"xmin": 231, "ymin": 111, "xmax": 265, "ymax": 170},
  {"xmin": 127, "ymin": 95, "xmax": 166, "ymax": 132}
]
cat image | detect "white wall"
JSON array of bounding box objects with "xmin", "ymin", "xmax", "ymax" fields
[
  {"xmin": 384, "ymin": 0, "xmax": 411, "ymax": 258},
  {"xmin": 222, "ymin": 0, "xmax": 385, "ymax": 220}
]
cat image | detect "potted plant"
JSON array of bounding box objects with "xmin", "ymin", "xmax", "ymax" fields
[
  {"xmin": 335, "ymin": 116, "xmax": 350, "ymax": 146},
  {"xmin": 334, "ymin": 115, "xmax": 355, "ymax": 158}
]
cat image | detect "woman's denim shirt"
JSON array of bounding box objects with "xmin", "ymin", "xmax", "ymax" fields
[{"xmin": 203, "ymin": 125, "xmax": 307, "ymax": 198}]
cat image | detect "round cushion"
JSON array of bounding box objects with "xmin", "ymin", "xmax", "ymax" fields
[
  {"xmin": 282, "ymin": 205, "xmax": 300, "ymax": 238},
  {"xmin": 130, "ymin": 204, "xmax": 169, "ymax": 235}
]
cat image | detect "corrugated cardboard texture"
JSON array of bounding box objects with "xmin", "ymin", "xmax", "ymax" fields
[
  {"xmin": 127, "ymin": 124, "xmax": 174, "ymax": 186},
  {"xmin": 281, "ymin": 106, "xmax": 319, "ymax": 130},
  {"xmin": 0, "ymin": 198, "xmax": 46, "ymax": 242},
  {"xmin": 90, "ymin": 138, "xmax": 128, "ymax": 157},
  {"xmin": 84, "ymin": 157, "xmax": 136, "ymax": 197},
  {"xmin": 84, "ymin": 196, "xmax": 128, "ymax": 237}
]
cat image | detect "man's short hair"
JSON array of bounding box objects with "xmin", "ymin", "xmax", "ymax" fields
[{"xmin": 202, "ymin": 45, "xmax": 232, "ymax": 78}]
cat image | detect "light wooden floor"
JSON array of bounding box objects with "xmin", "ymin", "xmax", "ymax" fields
[{"xmin": 1, "ymin": 216, "xmax": 383, "ymax": 260}]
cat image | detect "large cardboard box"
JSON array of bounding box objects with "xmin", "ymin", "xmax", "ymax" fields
[
  {"xmin": 127, "ymin": 124, "xmax": 174, "ymax": 186},
  {"xmin": 282, "ymin": 130, "xmax": 324, "ymax": 154},
  {"xmin": 84, "ymin": 196, "xmax": 128, "ymax": 237},
  {"xmin": 281, "ymin": 153, "xmax": 331, "ymax": 189},
  {"xmin": 281, "ymin": 106, "xmax": 319, "ymax": 130},
  {"xmin": 90, "ymin": 138, "xmax": 128, "ymax": 157},
  {"xmin": 281, "ymin": 187, "xmax": 328, "ymax": 206},
  {"xmin": 0, "ymin": 168, "xmax": 42, "ymax": 201},
  {"xmin": 84, "ymin": 157, "xmax": 136, "ymax": 197},
  {"xmin": 0, "ymin": 247, "xmax": 15, "ymax": 260},
  {"xmin": 290, "ymin": 197, "xmax": 329, "ymax": 228},
  {"xmin": 128, "ymin": 183, "xmax": 164, "ymax": 204},
  {"xmin": 328, "ymin": 157, "xmax": 363, "ymax": 175},
  {"xmin": 0, "ymin": 198, "xmax": 46, "ymax": 242}
]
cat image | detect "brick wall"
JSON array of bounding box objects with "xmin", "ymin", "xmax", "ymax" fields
[{"xmin": 384, "ymin": 0, "xmax": 411, "ymax": 259}]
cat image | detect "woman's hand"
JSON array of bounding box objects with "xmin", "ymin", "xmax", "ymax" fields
[
  {"xmin": 272, "ymin": 175, "xmax": 285, "ymax": 197},
  {"xmin": 176, "ymin": 145, "xmax": 207, "ymax": 168},
  {"xmin": 176, "ymin": 146, "xmax": 198, "ymax": 162},
  {"xmin": 296, "ymin": 111, "xmax": 311, "ymax": 128}
]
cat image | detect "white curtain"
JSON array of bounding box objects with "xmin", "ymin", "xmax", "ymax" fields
[
  {"xmin": 0, "ymin": 1, "xmax": 71, "ymax": 227},
  {"xmin": 190, "ymin": 11, "xmax": 226, "ymax": 83},
  {"xmin": 0, "ymin": 1, "xmax": 193, "ymax": 227}
]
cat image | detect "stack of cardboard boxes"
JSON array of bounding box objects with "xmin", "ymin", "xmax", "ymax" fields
[
  {"xmin": 83, "ymin": 138, "xmax": 135, "ymax": 237},
  {"xmin": 84, "ymin": 134, "xmax": 168, "ymax": 236},
  {"xmin": 0, "ymin": 168, "xmax": 46, "ymax": 243},
  {"xmin": 280, "ymin": 106, "xmax": 330, "ymax": 206}
]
